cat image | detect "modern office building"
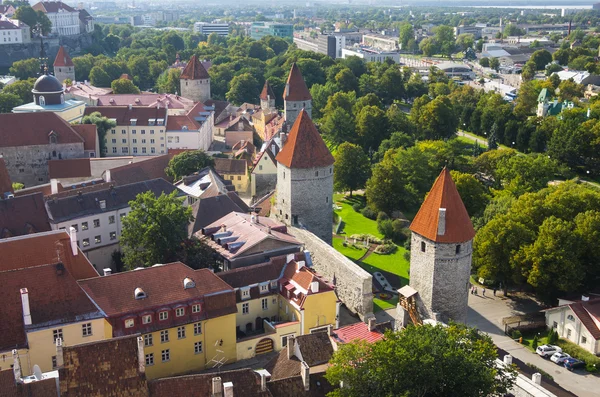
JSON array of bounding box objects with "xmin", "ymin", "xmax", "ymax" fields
[
  {"xmin": 249, "ymin": 22, "xmax": 293, "ymax": 40},
  {"xmin": 193, "ymin": 22, "xmax": 229, "ymax": 36}
]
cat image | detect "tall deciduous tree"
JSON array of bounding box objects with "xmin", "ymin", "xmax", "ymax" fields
[
  {"xmin": 9, "ymin": 58, "xmax": 40, "ymax": 80},
  {"xmin": 110, "ymin": 78, "xmax": 140, "ymax": 94},
  {"xmin": 355, "ymin": 105, "xmax": 389, "ymax": 152},
  {"xmin": 165, "ymin": 150, "xmax": 214, "ymax": 181},
  {"xmin": 81, "ymin": 112, "xmax": 116, "ymax": 157},
  {"xmin": 226, "ymin": 72, "xmax": 259, "ymax": 105},
  {"xmin": 450, "ymin": 170, "xmax": 490, "ymax": 218},
  {"xmin": 415, "ymin": 95, "xmax": 457, "ymax": 140},
  {"xmin": 333, "ymin": 143, "xmax": 370, "ymax": 197},
  {"xmin": 0, "ymin": 92, "xmax": 21, "ymax": 113},
  {"xmin": 326, "ymin": 324, "xmax": 516, "ymax": 397},
  {"xmin": 121, "ymin": 191, "xmax": 193, "ymax": 269}
]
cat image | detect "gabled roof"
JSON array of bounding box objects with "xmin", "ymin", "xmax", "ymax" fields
[
  {"xmin": 180, "ymin": 55, "xmax": 210, "ymax": 80},
  {"xmin": 32, "ymin": 1, "xmax": 77, "ymax": 13},
  {"xmin": 260, "ymin": 80, "xmax": 276, "ymax": 100},
  {"xmin": 0, "ymin": 263, "xmax": 102, "ymax": 352},
  {"xmin": 175, "ymin": 166, "xmax": 229, "ymax": 199},
  {"xmin": 48, "ymin": 158, "xmax": 92, "ymax": 179},
  {"xmin": 53, "ymin": 46, "xmax": 74, "ymax": 67},
  {"xmin": 218, "ymin": 257, "xmax": 287, "ymax": 289},
  {"xmin": 283, "ymin": 63, "xmax": 312, "ymax": 102},
  {"xmin": 72, "ymin": 124, "xmax": 98, "ymax": 152},
  {"xmin": 214, "ymin": 157, "xmax": 247, "ymax": 175},
  {"xmin": 568, "ymin": 298, "xmax": 600, "ymax": 340},
  {"xmin": 0, "ymin": 113, "xmax": 85, "ymax": 148},
  {"xmin": 409, "ymin": 168, "xmax": 475, "ymax": 243},
  {"xmin": 296, "ymin": 332, "xmax": 334, "ymax": 367},
  {"xmin": 188, "ymin": 193, "xmax": 247, "ymax": 236},
  {"xmin": 0, "ymin": 369, "xmax": 58, "ymax": 397},
  {"xmin": 0, "ymin": 230, "xmax": 97, "ymax": 280},
  {"xmin": 95, "ymin": 93, "xmax": 194, "ymax": 110},
  {"xmin": 78, "ymin": 262, "xmax": 236, "ymax": 318},
  {"xmin": 275, "ymin": 110, "xmax": 334, "ymax": 169},
  {"xmin": 0, "ymin": 193, "xmax": 51, "ymax": 238},
  {"xmin": 106, "ymin": 154, "xmax": 173, "ymax": 185},
  {"xmin": 59, "ymin": 335, "xmax": 149, "ymax": 397},
  {"xmin": 83, "ymin": 106, "xmax": 167, "ymax": 126},
  {"xmin": 268, "ymin": 373, "xmax": 335, "ymax": 397}
]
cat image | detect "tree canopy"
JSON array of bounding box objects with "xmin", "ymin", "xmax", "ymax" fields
[
  {"xmin": 333, "ymin": 143, "xmax": 371, "ymax": 197},
  {"xmin": 165, "ymin": 150, "xmax": 215, "ymax": 181}
]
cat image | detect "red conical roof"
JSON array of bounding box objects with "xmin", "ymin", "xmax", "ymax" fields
[
  {"xmin": 180, "ymin": 55, "xmax": 210, "ymax": 80},
  {"xmin": 283, "ymin": 63, "xmax": 311, "ymax": 102},
  {"xmin": 53, "ymin": 46, "xmax": 74, "ymax": 67},
  {"xmin": 260, "ymin": 80, "xmax": 275, "ymax": 100},
  {"xmin": 276, "ymin": 109, "xmax": 333, "ymax": 169},
  {"xmin": 409, "ymin": 168, "xmax": 475, "ymax": 243}
]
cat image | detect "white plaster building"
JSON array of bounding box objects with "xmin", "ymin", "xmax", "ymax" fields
[
  {"xmin": 0, "ymin": 16, "xmax": 30, "ymax": 44},
  {"xmin": 45, "ymin": 178, "xmax": 182, "ymax": 270},
  {"xmin": 166, "ymin": 102, "xmax": 214, "ymax": 152},
  {"xmin": 544, "ymin": 296, "xmax": 600, "ymax": 355},
  {"xmin": 32, "ymin": 1, "xmax": 81, "ymax": 36}
]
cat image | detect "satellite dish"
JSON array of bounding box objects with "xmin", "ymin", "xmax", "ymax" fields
[{"xmin": 33, "ymin": 365, "xmax": 42, "ymax": 380}]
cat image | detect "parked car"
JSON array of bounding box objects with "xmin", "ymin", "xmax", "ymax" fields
[
  {"xmin": 536, "ymin": 345, "xmax": 562, "ymax": 358},
  {"xmin": 550, "ymin": 352, "xmax": 571, "ymax": 364},
  {"xmin": 564, "ymin": 358, "xmax": 586, "ymax": 371}
]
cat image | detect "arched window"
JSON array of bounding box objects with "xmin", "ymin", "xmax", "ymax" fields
[
  {"xmin": 52, "ymin": 150, "xmax": 57, "ymax": 157},
  {"xmin": 39, "ymin": 96, "xmax": 45, "ymax": 106}
]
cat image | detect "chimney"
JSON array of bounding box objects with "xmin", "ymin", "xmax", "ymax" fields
[
  {"xmin": 212, "ymin": 377, "xmax": 223, "ymax": 396},
  {"xmin": 50, "ymin": 179, "xmax": 59, "ymax": 194},
  {"xmin": 437, "ymin": 208, "xmax": 446, "ymax": 236},
  {"xmin": 105, "ymin": 169, "xmax": 111, "ymax": 182},
  {"xmin": 267, "ymin": 226, "xmax": 271, "ymax": 234},
  {"xmin": 296, "ymin": 261, "xmax": 305, "ymax": 273},
  {"xmin": 285, "ymin": 83, "xmax": 290, "ymax": 98},
  {"xmin": 287, "ymin": 335, "xmax": 295, "ymax": 359},
  {"xmin": 128, "ymin": 104, "xmax": 132, "ymax": 110},
  {"xmin": 310, "ymin": 280, "xmax": 319, "ymax": 293},
  {"xmin": 221, "ymin": 224, "xmax": 226, "ymax": 232},
  {"xmin": 20, "ymin": 288, "xmax": 32, "ymax": 326},
  {"xmin": 69, "ymin": 226, "xmax": 78, "ymax": 256},
  {"xmin": 582, "ymin": 295, "xmax": 590, "ymax": 301},
  {"xmin": 503, "ymin": 355, "xmax": 513, "ymax": 365},
  {"xmin": 368, "ymin": 317, "xmax": 376, "ymax": 331},
  {"xmin": 137, "ymin": 336, "xmax": 145, "ymax": 374},
  {"xmin": 532, "ymin": 373, "xmax": 542, "ymax": 385},
  {"xmin": 223, "ymin": 382, "xmax": 234, "ymax": 397},
  {"xmin": 300, "ymin": 361, "xmax": 310, "ymax": 391},
  {"xmin": 55, "ymin": 338, "xmax": 64, "ymax": 368},
  {"xmin": 102, "ymin": 268, "xmax": 112, "ymax": 276},
  {"xmin": 260, "ymin": 373, "xmax": 267, "ymax": 391},
  {"xmin": 12, "ymin": 350, "xmax": 21, "ymax": 382},
  {"xmin": 327, "ymin": 324, "xmax": 333, "ymax": 336},
  {"xmin": 280, "ymin": 132, "xmax": 287, "ymax": 148}
]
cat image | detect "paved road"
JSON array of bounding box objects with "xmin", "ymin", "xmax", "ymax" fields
[{"xmin": 467, "ymin": 292, "xmax": 599, "ymax": 397}]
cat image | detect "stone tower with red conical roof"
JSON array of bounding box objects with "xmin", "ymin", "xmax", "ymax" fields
[
  {"xmin": 283, "ymin": 63, "xmax": 312, "ymax": 126},
  {"xmin": 180, "ymin": 55, "xmax": 211, "ymax": 102},
  {"xmin": 260, "ymin": 80, "xmax": 276, "ymax": 112},
  {"xmin": 275, "ymin": 109, "xmax": 334, "ymax": 244},
  {"xmin": 53, "ymin": 46, "xmax": 75, "ymax": 84},
  {"xmin": 408, "ymin": 168, "xmax": 475, "ymax": 324}
]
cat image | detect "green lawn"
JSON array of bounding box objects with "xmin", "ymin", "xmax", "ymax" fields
[
  {"xmin": 374, "ymin": 295, "xmax": 399, "ymax": 312},
  {"xmin": 361, "ymin": 249, "xmax": 409, "ymax": 281},
  {"xmin": 332, "ymin": 238, "xmax": 367, "ymax": 261},
  {"xmin": 333, "ymin": 194, "xmax": 383, "ymax": 238}
]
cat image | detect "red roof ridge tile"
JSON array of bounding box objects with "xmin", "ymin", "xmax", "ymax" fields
[
  {"xmin": 409, "ymin": 167, "xmax": 475, "ymax": 243},
  {"xmin": 275, "ymin": 109, "xmax": 334, "ymax": 168},
  {"xmin": 283, "ymin": 63, "xmax": 312, "ymax": 102},
  {"xmin": 180, "ymin": 55, "xmax": 210, "ymax": 80}
]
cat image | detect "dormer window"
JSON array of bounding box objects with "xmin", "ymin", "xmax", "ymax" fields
[
  {"xmin": 135, "ymin": 287, "xmax": 146, "ymax": 299},
  {"xmin": 192, "ymin": 304, "xmax": 201, "ymax": 313},
  {"xmin": 49, "ymin": 131, "xmax": 58, "ymax": 144},
  {"xmin": 159, "ymin": 311, "xmax": 168, "ymax": 320},
  {"xmin": 125, "ymin": 318, "xmax": 134, "ymax": 328},
  {"xmin": 130, "ymin": 119, "xmax": 137, "ymax": 126},
  {"xmin": 157, "ymin": 119, "xmax": 164, "ymax": 126},
  {"xmin": 183, "ymin": 277, "xmax": 195, "ymax": 289},
  {"xmin": 142, "ymin": 315, "xmax": 152, "ymax": 324},
  {"xmin": 149, "ymin": 119, "xmax": 155, "ymax": 126},
  {"xmin": 270, "ymin": 280, "xmax": 277, "ymax": 289},
  {"xmin": 260, "ymin": 284, "xmax": 269, "ymax": 294},
  {"xmin": 182, "ymin": 125, "xmax": 188, "ymax": 131},
  {"xmin": 241, "ymin": 288, "xmax": 250, "ymax": 300}
]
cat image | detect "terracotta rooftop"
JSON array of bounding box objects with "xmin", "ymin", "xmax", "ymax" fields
[
  {"xmin": 0, "ymin": 369, "xmax": 58, "ymax": 397},
  {"xmin": 166, "ymin": 114, "xmax": 201, "ymax": 131},
  {"xmin": 0, "ymin": 157, "xmax": 13, "ymax": 195},
  {"xmin": 95, "ymin": 93, "xmax": 195, "ymax": 110},
  {"xmin": 0, "ymin": 193, "xmax": 51, "ymax": 239},
  {"xmin": 84, "ymin": 106, "xmax": 167, "ymax": 126},
  {"xmin": 48, "ymin": 158, "xmax": 92, "ymax": 179},
  {"xmin": 569, "ymin": 298, "xmax": 600, "ymax": 339},
  {"xmin": 218, "ymin": 256, "xmax": 288, "ymax": 289},
  {"xmin": 283, "ymin": 63, "xmax": 312, "ymax": 102},
  {"xmin": 32, "ymin": 1, "xmax": 76, "ymax": 13},
  {"xmin": 264, "ymin": 349, "xmax": 301, "ymax": 381},
  {"xmin": 72, "ymin": 124, "xmax": 97, "ymax": 152},
  {"xmin": 260, "ymin": 80, "xmax": 276, "ymax": 101},
  {"xmin": 0, "ymin": 230, "xmax": 98, "ymax": 280},
  {"xmin": 105, "ymin": 154, "xmax": 173, "ymax": 186},
  {"xmin": 59, "ymin": 335, "xmax": 148, "ymax": 397},
  {"xmin": 180, "ymin": 55, "xmax": 210, "ymax": 80},
  {"xmin": 409, "ymin": 168, "xmax": 475, "ymax": 243},
  {"xmin": 0, "ymin": 263, "xmax": 102, "ymax": 352},
  {"xmin": 214, "ymin": 157, "xmax": 247, "ymax": 175},
  {"xmin": 53, "ymin": 46, "xmax": 74, "ymax": 67},
  {"xmin": 275, "ymin": 110, "xmax": 334, "ymax": 169},
  {"xmin": 78, "ymin": 262, "xmax": 236, "ymax": 318},
  {"xmin": 0, "ymin": 113, "xmax": 84, "ymax": 148},
  {"xmin": 265, "ymin": 332, "xmax": 334, "ymax": 380},
  {"xmin": 333, "ymin": 321, "xmax": 391, "ymax": 344}
]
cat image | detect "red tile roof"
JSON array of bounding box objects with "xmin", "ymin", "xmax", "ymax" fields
[
  {"xmin": 0, "ymin": 230, "xmax": 99, "ymax": 280},
  {"xmin": 95, "ymin": 93, "xmax": 194, "ymax": 110},
  {"xmin": 106, "ymin": 154, "xmax": 173, "ymax": 185},
  {"xmin": 260, "ymin": 80, "xmax": 276, "ymax": 100},
  {"xmin": 334, "ymin": 321, "xmax": 389, "ymax": 344},
  {"xmin": 166, "ymin": 115, "xmax": 200, "ymax": 131},
  {"xmin": 0, "ymin": 193, "xmax": 51, "ymax": 238},
  {"xmin": 0, "ymin": 113, "xmax": 84, "ymax": 148},
  {"xmin": 283, "ymin": 63, "xmax": 312, "ymax": 101},
  {"xmin": 569, "ymin": 298, "xmax": 600, "ymax": 340},
  {"xmin": 78, "ymin": 262, "xmax": 235, "ymax": 317},
  {"xmin": 0, "ymin": 157, "xmax": 13, "ymax": 195},
  {"xmin": 83, "ymin": 106, "xmax": 167, "ymax": 126},
  {"xmin": 53, "ymin": 46, "xmax": 74, "ymax": 67},
  {"xmin": 0, "ymin": 263, "xmax": 102, "ymax": 352},
  {"xmin": 72, "ymin": 124, "xmax": 98, "ymax": 152},
  {"xmin": 48, "ymin": 158, "xmax": 92, "ymax": 179},
  {"xmin": 275, "ymin": 110, "xmax": 334, "ymax": 169},
  {"xmin": 409, "ymin": 168, "xmax": 475, "ymax": 243},
  {"xmin": 32, "ymin": 1, "xmax": 76, "ymax": 13},
  {"xmin": 180, "ymin": 55, "xmax": 210, "ymax": 80}
]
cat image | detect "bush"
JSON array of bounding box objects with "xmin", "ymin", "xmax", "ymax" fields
[
  {"xmin": 377, "ymin": 211, "xmax": 389, "ymax": 221},
  {"xmin": 361, "ymin": 207, "xmax": 377, "ymax": 220},
  {"xmin": 547, "ymin": 329, "xmax": 558, "ymax": 344},
  {"xmin": 377, "ymin": 219, "xmax": 394, "ymax": 239},
  {"xmin": 511, "ymin": 330, "xmax": 522, "ymax": 340},
  {"xmin": 352, "ymin": 203, "xmax": 363, "ymax": 212},
  {"xmin": 586, "ymin": 364, "xmax": 598, "ymax": 373},
  {"xmin": 403, "ymin": 251, "xmax": 411, "ymax": 262},
  {"xmin": 393, "ymin": 221, "xmax": 411, "ymax": 243},
  {"xmin": 557, "ymin": 339, "xmax": 600, "ymax": 368},
  {"xmin": 349, "ymin": 234, "xmax": 384, "ymax": 244},
  {"xmin": 374, "ymin": 243, "xmax": 397, "ymax": 255},
  {"xmin": 532, "ymin": 335, "xmax": 539, "ymax": 350}
]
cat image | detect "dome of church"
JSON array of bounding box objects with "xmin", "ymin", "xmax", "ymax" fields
[{"xmin": 32, "ymin": 74, "xmax": 63, "ymax": 94}]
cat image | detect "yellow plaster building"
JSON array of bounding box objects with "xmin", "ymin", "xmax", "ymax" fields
[
  {"xmin": 214, "ymin": 157, "xmax": 249, "ymax": 194},
  {"xmin": 78, "ymin": 262, "xmax": 238, "ymax": 379}
]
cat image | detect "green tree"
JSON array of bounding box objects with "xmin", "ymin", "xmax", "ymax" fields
[
  {"xmin": 456, "ymin": 33, "xmax": 475, "ymax": 51},
  {"xmin": 0, "ymin": 92, "xmax": 21, "ymax": 113},
  {"xmin": 434, "ymin": 25, "xmax": 456, "ymax": 57},
  {"xmin": 557, "ymin": 78, "xmax": 583, "ymax": 101},
  {"xmin": 121, "ymin": 191, "xmax": 193, "ymax": 269},
  {"xmin": 34, "ymin": 10, "xmax": 52, "ymax": 35},
  {"xmin": 514, "ymin": 80, "xmax": 540, "ymax": 118},
  {"xmin": 495, "ymin": 153, "xmax": 562, "ymax": 196},
  {"xmin": 334, "ymin": 68, "xmax": 358, "ymax": 93},
  {"xmin": 89, "ymin": 66, "xmax": 112, "ymax": 87},
  {"xmin": 488, "ymin": 122, "xmax": 499, "ymax": 150},
  {"xmin": 503, "ymin": 24, "xmax": 525, "ymax": 37},
  {"xmin": 165, "ymin": 150, "xmax": 215, "ymax": 181},
  {"xmin": 521, "ymin": 61, "xmax": 537, "ymax": 81},
  {"xmin": 9, "ymin": 58, "xmax": 40, "ymax": 80},
  {"xmin": 226, "ymin": 73, "xmax": 259, "ymax": 105},
  {"xmin": 365, "ymin": 152, "xmax": 408, "ymax": 215},
  {"xmin": 2, "ymin": 79, "xmax": 34, "ymax": 103},
  {"xmin": 489, "ymin": 57, "xmax": 500, "ymax": 72},
  {"xmin": 419, "ymin": 37, "xmax": 438, "ymax": 57},
  {"xmin": 156, "ymin": 68, "xmax": 181, "ymax": 94},
  {"xmin": 321, "ymin": 108, "xmax": 356, "ymax": 146},
  {"xmin": 333, "ymin": 143, "xmax": 370, "ymax": 197},
  {"xmin": 326, "ymin": 324, "xmax": 515, "ymax": 397},
  {"xmin": 103, "ymin": 34, "xmax": 121, "ymax": 53},
  {"xmin": 398, "ymin": 22, "xmax": 414, "ymax": 48},
  {"xmin": 161, "ymin": 31, "xmax": 184, "ymax": 51},
  {"xmin": 81, "ymin": 112, "xmax": 116, "ymax": 157},
  {"xmin": 552, "ymin": 48, "xmax": 572, "ymax": 65},
  {"xmin": 530, "ymin": 49, "xmax": 553, "ymax": 70},
  {"xmin": 12, "ymin": 182, "xmax": 24, "ymax": 191},
  {"xmin": 355, "ymin": 105, "xmax": 389, "ymax": 152},
  {"xmin": 261, "ymin": 36, "xmax": 289, "ymax": 55},
  {"xmin": 14, "ymin": 6, "xmax": 38, "ymax": 36},
  {"xmin": 479, "ymin": 57, "xmax": 490, "ymax": 68},
  {"xmin": 110, "ymin": 78, "xmax": 140, "ymax": 94},
  {"xmin": 450, "ymin": 170, "xmax": 490, "ymax": 218},
  {"xmin": 415, "ymin": 96, "xmax": 457, "ymax": 140}
]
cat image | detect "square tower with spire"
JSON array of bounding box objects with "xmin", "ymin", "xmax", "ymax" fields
[
  {"xmin": 275, "ymin": 109, "xmax": 334, "ymax": 244},
  {"xmin": 408, "ymin": 168, "xmax": 476, "ymax": 324},
  {"xmin": 180, "ymin": 55, "xmax": 211, "ymax": 103},
  {"xmin": 53, "ymin": 46, "xmax": 75, "ymax": 84},
  {"xmin": 283, "ymin": 63, "xmax": 312, "ymax": 126}
]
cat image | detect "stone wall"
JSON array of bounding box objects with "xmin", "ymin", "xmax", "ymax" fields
[
  {"xmin": 2, "ymin": 143, "xmax": 85, "ymax": 187},
  {"xmin": 252, "ymin": 173, "xmax": 276, "ymax": 198},
  {"xmin": 0, "ymin": 34, "xmax": 92, "ymax": 69},
  {"xmin": 290, "ymin": 226, "xmax": 373, "ymax": 320},
  {"xmin": 284, "ymin": 99, "xmax": 312, "ymax": 125},
  {"xmin": 409, "ymin": 233, "xmax": 472, "ymax": 324},
  {"xmin": 180, "ymin": 78, "xmax": 210, "ymax": 103}
]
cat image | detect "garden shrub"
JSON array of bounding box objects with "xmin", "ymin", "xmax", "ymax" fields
[
  {"xmin": 352, "ymin": 202, "xmax": 363, "ymax": 212},
  {"xmin": 375, "ymin": 243, "xmax": 397, "ymax": 255},
  {"xmin": 377, "ymin": 219, "xmax": 394, "ymax": 239},
  {"xmin": 557, "ymin": 339, "xmax": 600, "ymax": 367},
  {"xmin": 547, "ymin": 329, "xmax": 558, "ymax": 344},
  {"xmin": 511, "ymin": 330, "xmax": 522, "ymax": 340},
  {"xmin": 532, "ymin": 335, "xmax": 539, "ymax": 350},
  {"xmin": 361, "ymin": 207, "xmax": 377, "ymax": 220},
  {"xmin": 377, "ymin": 211, "xmax": 389, "ymax": 221}
]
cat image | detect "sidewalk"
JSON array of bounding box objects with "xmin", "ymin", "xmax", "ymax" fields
[{"xmin": 467, "ymin": 292, "xmax": 598, "ymax": 397}]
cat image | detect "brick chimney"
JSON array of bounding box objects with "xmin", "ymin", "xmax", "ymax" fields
[
  {"xmin": 137, "ymin": 336, "xmax": 145, "ymax": 374},
  {"xmin": 50, "ymin": 179, "xmax": 59, "ymax": 194},
  {"xmin": 287, "ymin": 335, "xmax": 295, "ymax": 359},
  {"xmin": 300, "ymin": 361, "xmax": 310, "ymax": 391},
  {"xmin": 55, "ymin": 338, "xmax": 64, "ymax": 368},
  {"xmin": 212, "ymin": 377, "xmax": 222, "ymax": 397},
  {"xmin": 437, "ymin": 208, "xmax": 446, "ymax": 236},
  {"xmin": 105, "ymin": 169, "xmax": 111, "ymax": 183},
  {"xmin": 368, "ymin": 317, "xmax": 376, "ymax": 332},
  {"xmin": 69, "ymin": 226, "xmax": 78, "ymax": 256},
  {"xmin": 20, "ymin": 288, "xmax": 32, "ymax": 326},
  {"xmin": 103, "ymin": 268, "xmax": 112, "ymax": 276}
]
